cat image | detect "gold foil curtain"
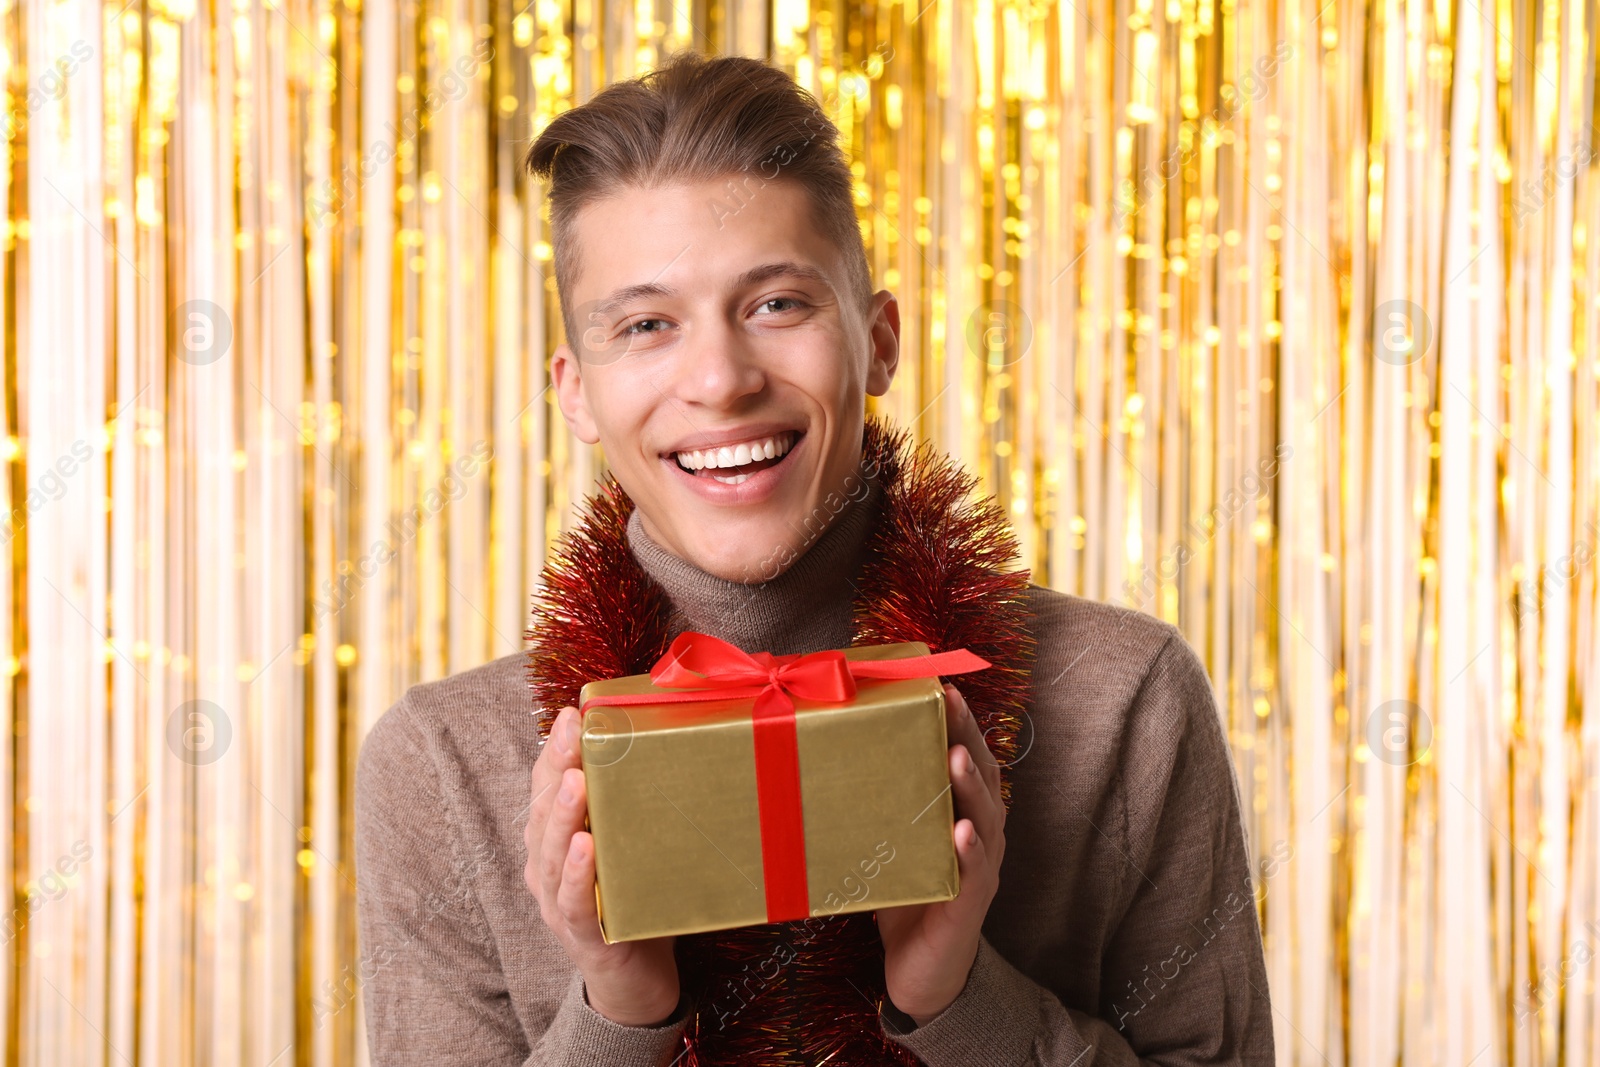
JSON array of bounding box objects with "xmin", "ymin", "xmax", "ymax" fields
[{"xmin": 0, "ymin": 0, "xmax": 1596, "ymax": 1060}]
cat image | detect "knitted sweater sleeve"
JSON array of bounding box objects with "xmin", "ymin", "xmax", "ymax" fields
[
  {"xmin": 880, "ymin": 632, "xmax": 1276, "ymax": 1066},
  {"xmin": 354, "ymin": 697, "xmax": 690, "ymax": 1066}
]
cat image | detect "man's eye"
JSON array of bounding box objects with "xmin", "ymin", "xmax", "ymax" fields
[
  {"xmin": 754, "ymin": 297, "xmax": 805, "ymax": 316},
  {"xmin": 621, "ymin": 318, "xmax": 668, "ymax": 336}
]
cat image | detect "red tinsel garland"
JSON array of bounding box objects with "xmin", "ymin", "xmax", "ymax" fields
[{"xmin": 525, "ymin": 417, "xmax": 1035, "ymax": 1066}]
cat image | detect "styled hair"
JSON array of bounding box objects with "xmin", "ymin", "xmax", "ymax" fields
[{"xmin": 522, "ymin": 51, "xmax": 874, "ymax": 343}]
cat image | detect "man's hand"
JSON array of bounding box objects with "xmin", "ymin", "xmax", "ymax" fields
[
  {"xmin": 876, "ymin": 684, "xmax": 1005, "ymax": 1026},
  {"xmin": 525, "ymin": 705, "xmax": 681, "ymax": 1026}
]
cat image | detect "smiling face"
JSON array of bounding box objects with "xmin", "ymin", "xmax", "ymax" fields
[{"xmin": 550, "ymin": 176, "xmax": 900, "ymax": 583}]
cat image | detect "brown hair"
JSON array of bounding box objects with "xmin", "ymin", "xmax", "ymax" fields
[{"xmin": 523, "ymin": 51, "xmax": 873, "ymax": 343}]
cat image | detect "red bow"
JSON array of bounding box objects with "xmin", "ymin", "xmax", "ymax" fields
[{"xmin": 581, "ymin": 632, "xmax": 990, "ymax": 923}]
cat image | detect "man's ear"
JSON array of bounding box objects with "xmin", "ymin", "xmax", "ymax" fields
[
  {"xmin": 865, "ymin": 289, "xmax": 901, "ymax": 397},
  {"xmin": 551, "ymin": 342, "xmax": 601, "ymax": 444}
]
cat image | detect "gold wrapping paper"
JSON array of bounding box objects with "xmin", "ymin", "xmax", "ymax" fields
[{"xmin": 578, "ymin": 642, "xmax": 960, "ymax": 943}]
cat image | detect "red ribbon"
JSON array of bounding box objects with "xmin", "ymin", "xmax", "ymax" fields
[{"xmin": 579, "ymin": 632, "xmax": 990, "ymax": 922}]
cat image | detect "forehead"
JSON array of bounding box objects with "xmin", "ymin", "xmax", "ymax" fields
[{"xmin": 563, "ymin": 176, "xmax": 845, "ymax": 303}]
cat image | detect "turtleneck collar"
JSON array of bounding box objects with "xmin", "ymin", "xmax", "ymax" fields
[{"xmin": 624, "ymin": 472, "xmax": 883, "ymax": 656}]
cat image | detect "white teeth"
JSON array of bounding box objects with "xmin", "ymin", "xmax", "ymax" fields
[
  {"xmin": 712, "ymin": 473, "xmax": 751, "ymax": 484},
  {"xmin": 672, "ymin": 431, "xmax": 796, "ymax": 473}
]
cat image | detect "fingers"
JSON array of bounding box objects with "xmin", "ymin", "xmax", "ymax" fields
[
  {"xmin": 530, "ymin": 706, "xmax": 581, "ymax": 832},
  {"xmin": 555, "ymin": 830, "xmax": 608, "ymax": 948},
  {"xmin": 539, "ymin": 765, "xmax": 588, "ymax": 917},
  {"xmin": 535, "ymin": 707, "xmax": 583, "ymax": 788},
  {"xmin": 953, "ymin": 817, "xmax": 989, "ymax": 870},
  {"xmin": 951, "ymin": 816, "xmax": 997, "ymax": 904},
  {"xmin": 949, "ymin": 743, "xmax": 1004, "ymax": 851},
  {"xmin": 527, "ymin": 706, "xmax": 578, "ymax": 898},
  {"xmin": 943, "ymin": 686, "xmax": 1002, "ymax": 804}
]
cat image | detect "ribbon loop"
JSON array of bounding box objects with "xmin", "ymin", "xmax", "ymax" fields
[{"xmin": 647, "ymin": 632, "xmax": 861, "ymax": 709}]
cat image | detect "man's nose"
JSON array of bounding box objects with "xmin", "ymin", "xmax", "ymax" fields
[{"xmin": 675, "ymin": 322, "xmax": 766, "ymax": 408}]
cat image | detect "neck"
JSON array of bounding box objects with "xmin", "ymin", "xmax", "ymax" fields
[{"xmin": 624, "ymin": 476, "xmax": 883, "ymax": 656}]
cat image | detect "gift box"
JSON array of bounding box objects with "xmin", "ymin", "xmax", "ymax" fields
[{"xmin": 577, "ymin": 633, "xmax": 989, "ymax": 943}]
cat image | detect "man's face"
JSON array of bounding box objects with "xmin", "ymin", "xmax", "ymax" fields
[{"xmin": 551, "ymin": 177, "xmax": 900, "ymax": 582}]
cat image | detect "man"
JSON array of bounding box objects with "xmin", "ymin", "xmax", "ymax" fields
[{"xmin": 356, "ymin": 50, "xmax": 1274, "ymax": 1066}]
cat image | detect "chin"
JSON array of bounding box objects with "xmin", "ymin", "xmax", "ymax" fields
[{"xmin": 679, "ymin": 520, "xmax": 804, "ymax": 584}]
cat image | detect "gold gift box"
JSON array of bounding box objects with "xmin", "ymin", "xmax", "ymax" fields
[{"xmin": 578, "ymin": 642, "xmax": 960, "ymax": 943}]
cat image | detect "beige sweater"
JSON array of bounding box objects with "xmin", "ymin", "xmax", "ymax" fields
[{"xmin": 355, "ymin": 479, "xmax": 1275, "ymax": 1065}]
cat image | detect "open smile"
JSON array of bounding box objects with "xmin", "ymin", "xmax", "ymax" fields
[
  {"xmin": 661, "ymin": 430, "xmax": 806, "ymax": 502},
  {"xmin": 672, "ymin": 431, "xmax": 799, "ymax": 483}
]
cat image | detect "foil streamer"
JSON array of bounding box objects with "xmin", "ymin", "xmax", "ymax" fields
[{"xmin": 2, "ymin": 0, "xmax": 1597, "ymax": 1063}]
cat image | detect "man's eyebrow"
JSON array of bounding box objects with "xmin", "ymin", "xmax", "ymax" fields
[
  {"xmin": 730, "ymin": 261, "xmax": 836, "ymax": 294},
  {"xmin": 590, "ymin": 261, "xmax": 835, "ymax": 319},
  {"xmin": 590, "ymin": 282, "xmax": 673, "ymax": 320}
]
